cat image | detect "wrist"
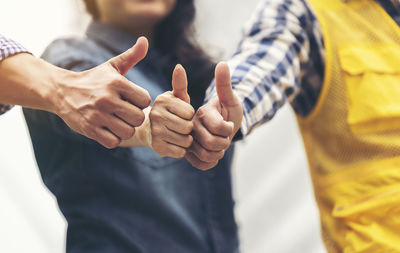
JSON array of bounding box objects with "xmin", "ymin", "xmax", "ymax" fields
[
  {"xmin": 136, "ymin": 107, "xmax": 153, "ymax": 147},
  {"xmin": 40, "ymin": 62, "xmax": 76, "ymax": 115},
  {"xmin": 0, "ymin": 54, "xmax": 59, "ymax": 111}
]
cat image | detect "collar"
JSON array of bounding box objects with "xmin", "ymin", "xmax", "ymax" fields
[
  {"xmin": 86, "ymin": 21, "xmax": 139, "ymax": 55},
  {"xmin": 85, "ymin": 21, "xmax": 166, "ymax": 67}
]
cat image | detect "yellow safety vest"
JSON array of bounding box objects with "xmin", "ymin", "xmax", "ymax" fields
[{"xmin": 298, "ymin": 0, "xmax": 400, "ymax": 252}]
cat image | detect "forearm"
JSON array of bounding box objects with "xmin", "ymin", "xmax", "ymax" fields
[
  {"xmin": 1, "ymin": 53, "xmax": 97, "ymax": 144},
  {"xmin": 0, "ymin": 53, "xmax": 66, "ymax": 113}
]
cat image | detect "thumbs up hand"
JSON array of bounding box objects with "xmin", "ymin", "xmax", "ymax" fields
[
  {"xmin": 148, "ymin": 64, "xmax": 195, "ymax": 158},
  {"xmin": 53, "ymin": 37, "xmax": 151, "ymax": 149},
  {"xmin": 185, "ymin": 62, "xmax": 242, "ymax": 170}
]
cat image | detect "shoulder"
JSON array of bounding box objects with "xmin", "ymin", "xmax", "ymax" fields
[{"xmin": 41, "ymin": 37, "xmax": 109, "ymax": 70}]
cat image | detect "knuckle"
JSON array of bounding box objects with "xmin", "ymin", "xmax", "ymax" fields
[
  {"xmin": 183, "ymin": 135, "xmax": 194, "ymax": 148},
  {"xmin": 152, "ymin": 97, "xmax": 161, "ymax": 107},
  {"xmin": 213, "ymin": 121, "xmax": 226, "ymax": 134},
  {"xmin": 189, "ymin": 107, "xmax": 195, "ymax": 117},
  {"xmin": 182, "ymin": 122, "xmax": 193, "ymax": 135},
  {"xmin": 223, "ymin": 138, "xmax": 232, "ymax": 149},
  {"xmin": 217, "ymin": 150, "xmax": 226, "ymax": 160},
  {"xmin": 196, "ymin": 107, "xmax": 205, "ymax": 117},
  {"xmin": 200, "ymin": 161, "xmax": 218, "ymax": 171},
  {"xmin": 187, "ymin": 154, "xmax": 207, "ymax": 170},
  {"xmin": 202, "ymin": 136, "xmax": 216, "ymax": 150},
  {"xmin": 157, "ymin": 94, "xmax": 169, "ymax": 104},
  {"xmin": 108, "ymin": 76, "xmax": 123, "ymax": 89},
  {"xmin": 208, "ymin": 120, "xmax": 229, "ymax": 136},
  {"xmin": 118, "ymin": 132, "xmax": 129, "ymax": 140},
  {"xmin": 123, "ymin": 127, "xmax": 135, "ymax": 140},
  {"xmin": 199, "ymin": 163, "xmax": 212, "ymax": 171},
  {"xmin": 80, "ymin": 119, "xmax": 92, "ymax": 134},
  {"xmin": 84, "ymin": 128, "xmax": 96, "ymax": 141},
  {"xmin": 87, "ymin": 128, "xmax": 98, "ymax": 141},
  {"xmin": 157, "ymin": 148, "xmax": 168, "ymax": 157},
  {"xmin": 151, "ymin": 125, "xmax": 164, "ymax": 136},
  {"xmin": 133, "ymin": 111, "xmax": 145, "ymax": 126},
  {"xmin": 87, "ymin": 111, "xmax": 101, "ymax": 123},
  {"xmin": 173, "ymin": 148, "xmax": 186, "ymax": 159},
  {"xmin": 105, "ymin": 138, "xmax": 120, "ymax": 149},
  {"xmin": 149, "ymin": 109, "xmax": 160, "ymax": 121},
  {"xmin": 187, "ymin": 157, "xmax": 197, "ymax": 167},
  {"xmin": 199, "ymin": 150, "xmax": 214, "ymax": 163},
  {"xmin": 142, "ymin": 91, "xmax": 151, "ymax": 107},
  {"xmin": 95, "ymin": 94, "xmax": 113, "ymax": 107}
]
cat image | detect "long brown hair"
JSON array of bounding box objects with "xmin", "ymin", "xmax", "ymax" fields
[{"xmin": 83, "ymin": 0, "xmax": 215, "ymax": 109}]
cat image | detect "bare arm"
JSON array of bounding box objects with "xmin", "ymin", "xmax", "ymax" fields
[
  {"xmin": 2, "ymin": 37, "xmax": 152, "ymax": 149},
  {"xmin": 0, "ymin": 53, "xmax": 60, "ymax": 112}
]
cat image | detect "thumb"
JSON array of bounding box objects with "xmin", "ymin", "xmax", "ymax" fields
[
  {"xmin": 108, "ymin": 36, "xmax": 149, "ymax": 75},
  {"xmin": 215, "ymin": 62, "xmax": 235, "ymax": 107},
  {"xmin": 172, "ymin": 64, "xmax": 190, "ymax": 104}
]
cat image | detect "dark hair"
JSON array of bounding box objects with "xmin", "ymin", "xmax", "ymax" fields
[{"xmin": 83, "ymin": 0, "xmax": 215, "ymax": 109}]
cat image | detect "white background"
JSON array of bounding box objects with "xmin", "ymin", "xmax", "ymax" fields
[{"xmin": 0, "ymin": 0, "xmax": 325, "ymax": 252}]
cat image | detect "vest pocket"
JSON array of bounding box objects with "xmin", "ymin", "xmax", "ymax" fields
[
  {"xmin": 319, "ymin": 157, "xmax": 400, "ymax": 219},
  {"xmin": 320, "ymin": 159, "xmax": 400, "ymax": 252},
  {"xmin": 330, "ymin": 185, "xmax": 400, "ymax": 252},
  {"xmin": 340, "ymin": 44, "xmax": 400, "ymax": 134}
]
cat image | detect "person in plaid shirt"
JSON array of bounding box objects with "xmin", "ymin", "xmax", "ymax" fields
[
  {"xmin": 187, "ymin": 0, "xmax": 400, "ymax": 251},
  {"xmin": 0, "ymin": 34, "xmax": 151, "ymax": 148},
  {"xmin": 0, "ymin": 35, "xmax": 28, "ymax": 115}
]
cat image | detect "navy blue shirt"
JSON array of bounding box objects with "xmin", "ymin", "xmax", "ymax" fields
[{"xmin": 23, "ymin": 22, "xmax": 239, "ymax": 253}]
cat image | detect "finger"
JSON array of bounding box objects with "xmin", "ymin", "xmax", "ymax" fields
[
  {"xmin": 166, "ymin": 96, "xmax": 195, "ymax": 120},
  {"xmin": 108, "ymin": 36, "xmax": 149, "ymax": 75},
  {"xmin": 215, "ymin": 62, "xmax": 236, "ymax": 107},
  {"xmin": 152, "ymin": 112, "xmax": 193, "ymax": 135},
  {"xmin": 100, "ymin": 99, "xmax": 145, "ymax": 127},
  {"xmin": 197, "ymin": 106, "xmax": 234, "ymax": 137},
  {"xmin": 185, "ymin": 152, "xmax": 218, "ymax": 171},
  {"xmin": 190, "ymin": 140, "xmax": 225, "ymax": 163},
  {"xmin": 161, "ymin": 112, "xmax": 193, "ymax": 135},
  {"xmin": 159, "ymin": 130, "xmax": 193, "ymax": 148},
  {"xmin": 154, "ymin": 140, "xmax": 187, "ymax": 158},
  {"xmin": 192, "ymin": 119, "xmax": 231, "ymax": 151},
  {"xmin": 118, "ymin": 79, "xmax": 151, "ymax": 109},
  {"xmin": 92, "ymin": 127, "xmax": 121, "ymax": 149},
  {"xmin": 103, "ymin": 115, "xmax": 136, "ymax": 140},
  {"xmin": 172, "ymin": 64, "xmax": 190, "ymax": 104}
]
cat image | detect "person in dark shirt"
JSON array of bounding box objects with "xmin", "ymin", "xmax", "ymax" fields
[{"xmin": 24, "ymin": 0, "xmax": 239, "ymax": 252}]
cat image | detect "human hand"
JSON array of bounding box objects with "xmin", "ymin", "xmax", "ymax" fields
[
  {"xmin": 185, "ymin": 62, "xmax": 242, "ymax": 170},
  {"xmin": 52, "ymin": 37, "xmax": 151, "ymax": 149},
  {"xmin": 149, "ymin": 64, "xmax": 195, "ymax": 158}
]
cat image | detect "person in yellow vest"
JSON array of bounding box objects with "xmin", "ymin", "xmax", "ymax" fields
[{"xmin": 185, "ymin": 0, "xmax": 400, "ymax": 252}]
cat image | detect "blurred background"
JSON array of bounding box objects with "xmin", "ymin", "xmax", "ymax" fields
[{"xmin": 0, "ymin": 0, "xmax": 325, "ymax": 252}]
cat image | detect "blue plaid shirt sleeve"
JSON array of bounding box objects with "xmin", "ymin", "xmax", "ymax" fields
[
  {"xmin": 205, "ymin": 0, "xmax": 324, "ymax": 137},
  {"xmin": 0, "ymin": 34, "xmax": 29, "ymax": 115}
]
